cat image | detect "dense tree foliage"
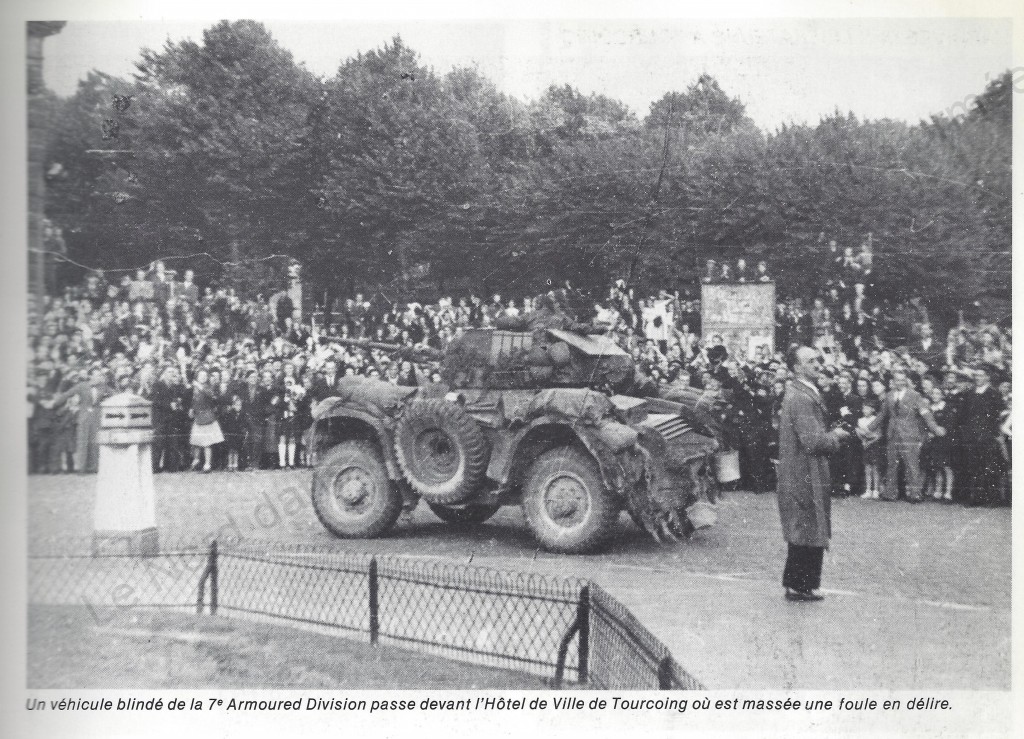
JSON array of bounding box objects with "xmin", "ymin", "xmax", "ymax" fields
[{"xmin": 44, "ymin": 21, "xmax": 1012, "ymax": 323}]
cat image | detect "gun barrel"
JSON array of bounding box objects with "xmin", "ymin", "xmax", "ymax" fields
[
  {"xmin": 333, "ymin": 337, "xmax": 404, "ymax": 352},
  {"xmin": 332, "ymin": 336, "xmax": 442, "ymax": 360}
]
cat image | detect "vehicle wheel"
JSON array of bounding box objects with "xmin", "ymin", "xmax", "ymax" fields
[
  {"xmin": 312, "ymin": 440, "xmax": 402, "ymax": 538},
  {"xmin": 522, "ymin": 447, "xmax": 620, "ymax": 554},
  {"xmin": 395, "ymin": 399, "xmax": 489, "ymax": 504},
  {"xmin": 427, "ymin": 501, "xmax": 501, "ymax": 525}
]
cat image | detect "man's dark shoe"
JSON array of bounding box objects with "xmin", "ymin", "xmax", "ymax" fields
[{"xmin": 785, "ymin": 589, "xmax": 824, "ymax": 602}]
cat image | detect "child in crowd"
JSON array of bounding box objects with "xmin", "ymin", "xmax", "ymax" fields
[
  {"xmin": 220, "ymin": 394, "xmax": 245, "ymax": 471},
  {"xmin": 857, "ymin": 400, "xmax": 883, "ymax": 499},
  {"xmin": 278, "ymin": 377, "xmax": 304, "ymax": 469},
  {"xmin": 923, "ymin": 385, "xmax": 953, "ymax": 501}
]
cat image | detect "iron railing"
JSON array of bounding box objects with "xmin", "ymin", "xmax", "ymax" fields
[
  {"xmin": 28, "ymin": 539, "xmax": 703, "ymax": 689},
  {"xmin": 588, "ymin": 583, "xmax": 704, "ymax": 690}
]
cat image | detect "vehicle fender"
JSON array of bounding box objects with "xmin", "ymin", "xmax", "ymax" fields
[
  {"xmin": 313, "ymin": 406, "xmax": 401, "ymax": 480},
  {"xmin": 494, "ymin": 417, "xmax": 631, "ymax": 498}
]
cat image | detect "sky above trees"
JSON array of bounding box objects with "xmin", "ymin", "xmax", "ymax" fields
[{"xmin": 43, "ymin": 18, "xmax": 1013, "ymax": 130}]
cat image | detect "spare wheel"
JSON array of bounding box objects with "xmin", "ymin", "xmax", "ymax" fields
[{"xmin": 395, "ymin": 399, "xmax": 489, "ymax": 504}]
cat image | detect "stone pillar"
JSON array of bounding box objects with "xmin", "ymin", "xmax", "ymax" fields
[
  {"xmin": 93, "ymin": 392, "xmax": 159, "ymax": 556},
  {"xmin": 27, "ymin": 22, "xmax": 65, "ymax": 306}
]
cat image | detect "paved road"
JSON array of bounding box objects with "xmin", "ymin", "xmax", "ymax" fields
[{"xmin": 28, "ymin": 470, "xmax": 1011, "ymax": 689}]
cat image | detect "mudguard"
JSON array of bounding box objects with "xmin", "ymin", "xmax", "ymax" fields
[
  {"xmin": 312, "ymin": 402, "xmax": 402, "ymax": 480},
  {"xmin": 493, "ymin": 416, "xmax": 638, "ymax": 499}
]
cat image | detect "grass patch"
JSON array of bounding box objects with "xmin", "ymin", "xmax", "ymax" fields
[{"xmin": 28, "ymin": 605, "xmax": 544, "ymax": 689}]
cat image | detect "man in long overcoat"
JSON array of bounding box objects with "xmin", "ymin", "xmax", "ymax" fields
[
  {"xmin": 151, "ymin": 366, "xmax": 189, "ymax": 472},
  {"xmin": 959, "ymin": 364, "xmax": 1005, "ymax": 506},
  {"xmin": 239, "ymin": 370, "xmax": 263, "ymax": 470},
  {"xmin": 776, "ymin": 346, "xmax": 849, "ymax": 601}
]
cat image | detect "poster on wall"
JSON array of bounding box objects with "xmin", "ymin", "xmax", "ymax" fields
[{"xmin": 701, "ymin": 282, "xmax": 776, "ymax": 361}]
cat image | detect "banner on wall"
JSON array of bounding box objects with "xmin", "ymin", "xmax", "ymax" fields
[{"xmin": 700, "ymin": 282, "xmax": 776, "ymax": 361}]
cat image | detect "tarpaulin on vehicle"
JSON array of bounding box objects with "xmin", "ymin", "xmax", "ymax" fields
[
  {"xmin": 316, "ymin": 377, "xmax": 418, "ymax": 420},
  {"xmin": 525, "ymin": 388, "xmax": 614, "ymax": 427},
  {"xmin": 594, "ymin": 421, "xmax": 640, "ymax": 452}
]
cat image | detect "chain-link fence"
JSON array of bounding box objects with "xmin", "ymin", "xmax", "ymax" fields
[
  {"xmin": 28, "ymin": 539, "xmax": 703, "ymax": 689},
  {"xmin": 589, "ymin": 583, "xmax": 704, "ymax": 690},
  {"xmin": 29, "ymin": 549, "xmax": 208, "ymax": 612}
]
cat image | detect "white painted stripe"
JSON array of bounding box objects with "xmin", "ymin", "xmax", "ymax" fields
[
  {"xmin": 817, "ymin": 587, "xmax": 859, "ymax": 596},
  {"xmin": 916, "ymin": 599, "xmax": 991, "ymax": 612},
  {"xmin": 600, "ymin": 564, "xmax": 999, "ymax": 612},
  {"xmin": 244, "ymin": 551, "xmax": 1002, "ymax": 613}
]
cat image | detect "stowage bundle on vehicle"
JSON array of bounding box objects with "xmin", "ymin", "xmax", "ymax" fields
[
  {"xmin": 319, "ymin": 376, "xmax": 418, "ymax": 419},
  {"xmin": 524, "ymin": 388, "xmax": 614, "ymax": 427}
]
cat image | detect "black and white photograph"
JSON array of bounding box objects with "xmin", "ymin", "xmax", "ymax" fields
[{"xmin": 6, "ymin": 2, "xmax": 1018, "ymax": 736}]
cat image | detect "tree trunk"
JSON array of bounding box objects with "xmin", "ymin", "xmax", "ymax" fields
[
  {"xmin": 229, "ymin": 238, "xmax": 241, "ymax": 291},
  {"xmin": 395, "ymin": 237, "xmax": 410, "ymax": 293}
]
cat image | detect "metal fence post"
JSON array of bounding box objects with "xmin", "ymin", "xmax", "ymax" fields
[
  {"xmin": 368, "ymin": 557, "xmax": 379, "ymax": 645},
  {"xmin": 209, "ymin": 540, "xmax": 219, "ymax": 615},
  {"xmin": 577, "ymin": 585, "xmax": 590, "ymax": 685},
  {"xmin": 553, "ymin": 584, "xmax": 590, "ymax": 689},
  {"xmin": 195, "ymin": 565, "xmax": 205, "ymax": 615},
  {"xmin": 196, "ymin": 539, "xmax": 219, "ymax": 614}
]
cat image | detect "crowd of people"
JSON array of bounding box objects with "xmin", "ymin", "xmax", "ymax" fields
[{"xmin": 27, "ymin": 243, "xmax": 1011, "ymax": 507}]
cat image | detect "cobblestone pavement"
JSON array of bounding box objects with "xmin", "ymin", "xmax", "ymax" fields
[{"xmin": 28, "ymin": 470, "xmax": 1011, "ymax": 689}]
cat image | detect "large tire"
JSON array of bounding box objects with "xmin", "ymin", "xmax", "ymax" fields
[
  {"xmin": 395, "ymin": 399, "xmax": 489, "ymax": 504},
  {"xmin": 522, "ymin": 447, "xmax": 620, "ymax": 554},
  {"xmin": 312, "ymin": 441, "xmax": 402, "ymax": 538},
  {"xmin": 427, "ymin": 501, "xmax": 501, "ymax": 525}
]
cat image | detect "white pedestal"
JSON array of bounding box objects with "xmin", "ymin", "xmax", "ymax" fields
[{"xmin": 93, "ymin": 428, "xmax": 159, "ymax": 556}]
